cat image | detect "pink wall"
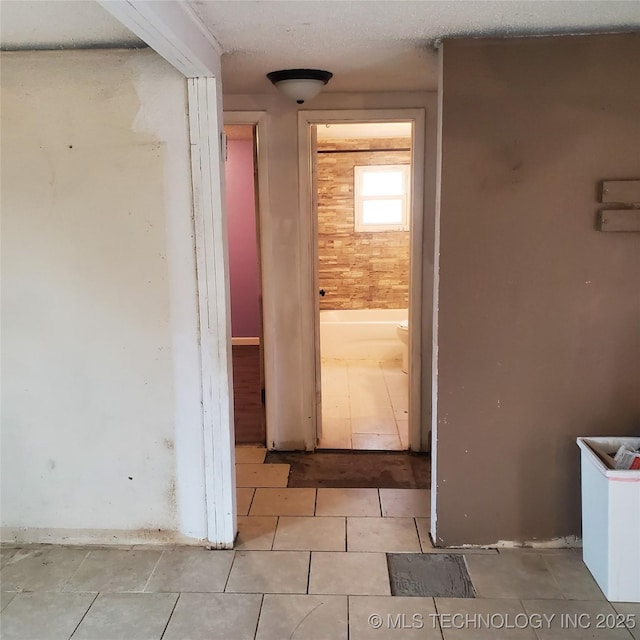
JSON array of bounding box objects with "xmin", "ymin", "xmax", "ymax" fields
[{"xmin": 225, "ymin": 138, "xmax": 260, "ymax": 337}]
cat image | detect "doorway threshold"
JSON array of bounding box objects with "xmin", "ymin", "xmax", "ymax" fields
[{"xmin": 264, "ymin": 450, "xmax": 430, "ymax": 489}]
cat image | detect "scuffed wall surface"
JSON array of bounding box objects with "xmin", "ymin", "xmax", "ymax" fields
[
  {"xmin": 435, "ymin": 34, "xmax": 640, "ymax": 546},
  {"xmin": 1, "ymin": 50, "xmax": 198, "ymax": 538},
  {"xmin": 317, "ymin": 137, "xmax": 410, "ymax": 310}
]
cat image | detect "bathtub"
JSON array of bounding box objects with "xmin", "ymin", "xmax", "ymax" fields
[{"xmin": 319, "ymin": 308, "xmax": 408, "ymax": 361}]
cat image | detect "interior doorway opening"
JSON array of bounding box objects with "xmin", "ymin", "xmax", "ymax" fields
[
  {"xmin": 224, "ymin": 123, "xmax": 266, "ymax": 446},
  {"xmin": 311, "ymin": 121, "xmax": 414, "ymax": 451}
]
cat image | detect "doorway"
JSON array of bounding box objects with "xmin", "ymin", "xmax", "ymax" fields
[
  {"xmin": 297, "ymin": 109, "xmax": 427, "ymax": 454},
  {"xmin": 224, "ymin": 123, "xmax": 265, "ymax": 445},
  {"xmin": 314, "ymin": 122, "xmax": 413, "ymax": 450}
]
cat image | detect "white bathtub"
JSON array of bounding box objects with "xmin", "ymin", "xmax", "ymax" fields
[{"xmin": 320, "ymin": 308, "xmax": 408, "ymax": 361}]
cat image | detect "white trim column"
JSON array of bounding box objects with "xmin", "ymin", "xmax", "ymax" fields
[
  {"xmin": 188, "ymin": 77, "xmax": 236, "ymax": 548},
  {"xmin": 431, "ymin": 45, "xmax": 445, "ymax": 543},
  {"xmin": 98, "ymin": 0, "xmax": 222, "ymax": 77},
  {"xmin": 100, "ymin": 0, "xmax": 236, "ymax": 548}
]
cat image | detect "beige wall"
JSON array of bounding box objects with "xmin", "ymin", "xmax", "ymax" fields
[
  {"xmin": 318, "ymin": 137, "xmax": 411, "ymax": 310},
  {"xmin": 223, "ymin": 92, "xmax": 438, "ymax": 450},
  {"xmin": 1, "ymin": 50, "xmax": 205, "ymax": 543},
  {"xmin": 434, "ymin": 34, "xmax": 640, "ymax": 546}
]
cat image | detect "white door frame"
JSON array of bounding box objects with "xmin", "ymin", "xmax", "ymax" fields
[
  {"xmin": 99, "ymin": 0, "xmax": 237, "ymax": 547},
  {"xmin": 297, "ymin": 108, "xmax": 427, "ymax": 452},
  {"xmin": 188, "ymin": 78, "xmax": 236, "ymax": 547},
  {"xmin": 223, "ymin": 111, "xmax": 272, "ymax": 447}
]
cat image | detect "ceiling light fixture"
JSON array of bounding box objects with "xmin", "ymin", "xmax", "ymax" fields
[{"xmin": 266, "ymin": 69, "xmax": 333, "ymax": 104}]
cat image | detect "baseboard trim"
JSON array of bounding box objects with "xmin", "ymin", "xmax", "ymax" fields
[
  {"xmin": 0, "ymin": 527, "xmax": 210, "ymax": 547},
  {"xmin": 232, "ymin": 337, "xmax": 260, "ymax": 346}
]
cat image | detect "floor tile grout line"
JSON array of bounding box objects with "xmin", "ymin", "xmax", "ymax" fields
[
  {"xmin": 516, "ymin": 597, "xmax": 526, "ymax": 614},
  {"xmin": 459, "ymin": 554, "xmax": 478, "ymax": 599},
  {"xmin": 159, "ymin": 592, "xmax": 181, "ymax": 640},
  {"xmin": 142, "ymin": 550, "xmax": 165, "ymax": 593},
  {"xmin": 346, "ymin": 359, "xmax": 354, "ymax": 450},
  {"xmin": 306, "ymin": 551, "xmax": 312, "ymax": 594},
  {"xmin": 251, "ymin": 593, "xmax": 265, "ymax": 640},
  {"xmin": 380, "ymin": 360, "xmax": 403, "ymax": 445},
  {"xmin": 270, "ymin": 516, "xmax": 279, "ymax": 551},
  {"xmin": 222, "ymin": 550, "xmax": 237, "ymax": 593},
  {"xmin": 522, "ymin": 598, "xmax": 545, "ymax": 640},
  {"xmin": 610, "ymin": 600, "xmax": 640, "ymax": 639},
  {"xmin": 344, "ymin": 516, "xmax": 348, "ymax": 553},
  {"xmin": 67, "ymin": 591, "xmax": 100, "ymax": 639},
  {"xmin": 431, "ymin": 596, "xmax": 445, "ymax": 640},
  {"xmin": 412, "ymin": 517, "xmax": 423, "ymax": 553},
  {"xmin": 247, "ymin": 487, "xmax": 258, "ymax": 516},
  {"xmin": 317, "ymin": 360, "xmax": 353, "ymax": 450},
  {"xmin": 540, "ymin": 553, "xmax": 569, "ymax": 601},
  {"xmin": 61, "ymin": 550, "xmax": 91, "ymax": 593},
  {"xmin": 224, "ymin": 588, "xmax": 309, "ymax": 596}
]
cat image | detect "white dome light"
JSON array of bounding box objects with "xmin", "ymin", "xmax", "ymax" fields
[{"xmin": 267, "ymin": 69, "xmax": 333, "ymax": 104}]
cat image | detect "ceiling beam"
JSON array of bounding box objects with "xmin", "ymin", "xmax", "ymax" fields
[{"xmin": 97, "ymin": 0, "xmax": 222, "ymax": 77}]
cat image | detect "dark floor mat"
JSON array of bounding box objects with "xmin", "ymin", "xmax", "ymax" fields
[
  {"xmin": 264, "ymin": 451, "xmax": 430, "ymax": 489},
  {"xmin": 387, "ymin": 554, "xmax": 475, "ymax": 598}
]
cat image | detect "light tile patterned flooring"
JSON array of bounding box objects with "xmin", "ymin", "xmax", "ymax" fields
[
  {"xmin": 319, "ymin": 359, "xmax": 409, "ymax": 450},
  {"xmin": 1, "ymin": 449, "xmax": 638, "ymax": 639}
]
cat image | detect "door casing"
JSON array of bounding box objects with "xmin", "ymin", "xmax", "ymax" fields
[
  {"xmin": 297, "ymin": 108, "xmax": 427, "ymax": 452},
  {"xmin": 223, "ymin": 111, "xmax": 272, "ymax": 447}
]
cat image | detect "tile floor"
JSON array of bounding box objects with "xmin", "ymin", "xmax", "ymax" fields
[
  {"xmin": 319, "ymin": 359, "xmax": 409, "ymax": 450},
  {"xmin": 1, "ymin": 448, "xmax": 638, "ymax": 639}
]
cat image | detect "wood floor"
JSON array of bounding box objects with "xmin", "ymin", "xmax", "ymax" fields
[{"xmin": 232, "ymin": 345, "xmax": 265, "ymax": 445}]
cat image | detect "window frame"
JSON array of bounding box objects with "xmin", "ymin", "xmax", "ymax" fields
[{"xmin": 353, "ymin": 164, "xmax": 411, "ymax": 232}]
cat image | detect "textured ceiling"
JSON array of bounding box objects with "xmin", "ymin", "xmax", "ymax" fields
[
  {"xmin": 196, "ymin": 0, "xmax": 640, "ymax": 93},
  {"xmin": 2, "ymin": 0, "xmax": 639, "ymax": 94},
  {"xmin": 0, "ymin": 0, "xmax": 144, "ymax": 49}
]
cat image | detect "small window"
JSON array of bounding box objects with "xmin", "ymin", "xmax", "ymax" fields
[{"xmin": 354, "ymin": 164, "xmax": 410, "ymax": 232}]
